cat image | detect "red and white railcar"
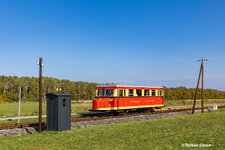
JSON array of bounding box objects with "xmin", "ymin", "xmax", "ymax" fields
[{"xmin": 91, "ymin": 84, "xmax": 164, "ymax": 113}]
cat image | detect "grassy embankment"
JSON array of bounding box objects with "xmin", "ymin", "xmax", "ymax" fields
[{"xmin": 0, "ymin": 108, "xmax": 224, "ymax": 150}]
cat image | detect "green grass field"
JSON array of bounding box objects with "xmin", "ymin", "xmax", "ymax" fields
[
  {"xmin": 0, "ymin": 102, "xmax": 88, "ymax": 125},
  {"xmin": 0, "ymin": 109, "xmax": 224, "ymax": 150},
  {"xmin": 0, "ymin": 102, "xmax": 45, "ymax": 118},
  {"xmin": 0, "ymin": 102, "xmax": 91, "ymax": 118}
]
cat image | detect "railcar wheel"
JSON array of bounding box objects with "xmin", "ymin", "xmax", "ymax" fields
[
  {"xmin": 149, "ymin": 108, "xmax": 154, "ymax": 112},
  {"xmin": 123, "ymin": 109, "xmax": 129, "ymax": 115},
  {"xmin": 137, "ymin": 109, "xmax": 142, "ymax": 113}
]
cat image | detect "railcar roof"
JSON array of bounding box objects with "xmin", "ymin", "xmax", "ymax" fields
[{"xmin": 96, "ymin": 84, "xmax": 163, "ymax": 88}]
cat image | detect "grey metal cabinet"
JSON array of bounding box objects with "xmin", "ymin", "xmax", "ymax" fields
[{"xmin": 46, "ymin": 94, "xmax": 71, "ymax": 131}]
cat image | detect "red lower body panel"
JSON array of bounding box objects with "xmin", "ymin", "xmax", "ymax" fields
[{"xmin": 93, "ymin": 97, "xmax": 164, "ymax": 111}]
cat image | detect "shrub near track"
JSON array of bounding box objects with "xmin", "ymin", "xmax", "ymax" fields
[{"xmin": 0, "ymin": 109, "xmax": 224, "ymax": 150}]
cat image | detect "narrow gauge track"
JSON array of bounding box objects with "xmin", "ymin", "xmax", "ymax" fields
[{"xmin": 0, "ymin": 104, "xmax": 225, "ymax": 130}]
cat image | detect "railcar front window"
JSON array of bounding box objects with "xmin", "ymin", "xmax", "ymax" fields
[
  {"xmin": 105, "ymin": 89, "xmax": 114, "ymax": 97},
  {"xmin": 98, "ymin": 89, "xmax": 104, "ymax": 97},
  {"xmin": 97, "ymin": 89, "xmax": 114, "ymax": 97}
]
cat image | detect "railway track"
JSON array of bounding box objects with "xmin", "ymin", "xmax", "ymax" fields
[
  {"xmin": 0, "ymin": 104, "xmax": 225, "ymax": 130},
  {"xmin": 0, "ymin": 122, "xmax": 45, "ymax": 130}
]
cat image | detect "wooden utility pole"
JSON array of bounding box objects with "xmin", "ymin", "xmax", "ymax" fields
[
  {"xmin": 192, "ymin": 65, "xmax": 202, "ymax": 114},
  {"xmin": 192, "ymin": 58, "xmax": 208, "ymax": 114},
  {"xmin": 201, "ymin": 59, "xmax": 204, "ymax": 113},
  {"xmin": 18, "ymin": 87, "xmax": 22, "ymax": 123},
  {"xmin": 38, "ymin": 58, "xmax": 43, "ymax": 132}
]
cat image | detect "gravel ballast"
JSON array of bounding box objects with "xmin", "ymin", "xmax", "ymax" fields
[
  {"xmin": 0, "ymin": 127, "xmax": 36, "ymax": 136},
  {"xmin": 71, "ymin": 109, "xmax": 209, "ymax": 128}
]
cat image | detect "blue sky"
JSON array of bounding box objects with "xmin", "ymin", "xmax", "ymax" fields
[{"xmin": 0, "ymin": 0, "xmax": 225, "ymax": 90}]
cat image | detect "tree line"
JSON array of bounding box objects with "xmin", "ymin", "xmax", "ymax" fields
[
  {"xmin": 0, "ymin": 75, "xmax": 98, "ymax": 102},
  {"xmin": 164, "ymin": 86, "xmax": 225, "ymax": 100},
  {"xmin": 0, "ymin": 75, "xmax": 224, "ymax": 102}
]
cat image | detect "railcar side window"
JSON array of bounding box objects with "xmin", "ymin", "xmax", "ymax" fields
[
  {"xmin": 129, "ymin": 89, "xmax": 133, "ymax": 96},
  {"xmin": 97, "ymin": 89, "xmax": 104, "ymax": 97},
  {"xmin": 144, "ymin": 90, "xmax": 149, "ymax": 96},
  {"xmin": 119, "ymin": 89, "xmax": 123, "ymax": 96},
  {"xmin": 152, "ymin": 90, "xmax": 156, "ymax": 96},
  {"xmin": 136, "ymin": 90, "xmax": 142, "ymax": 96}
]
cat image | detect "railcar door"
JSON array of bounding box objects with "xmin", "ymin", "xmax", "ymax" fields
[{"xmin": 117, "ymin": 89, "xmax": 125, "ymax": 110}]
